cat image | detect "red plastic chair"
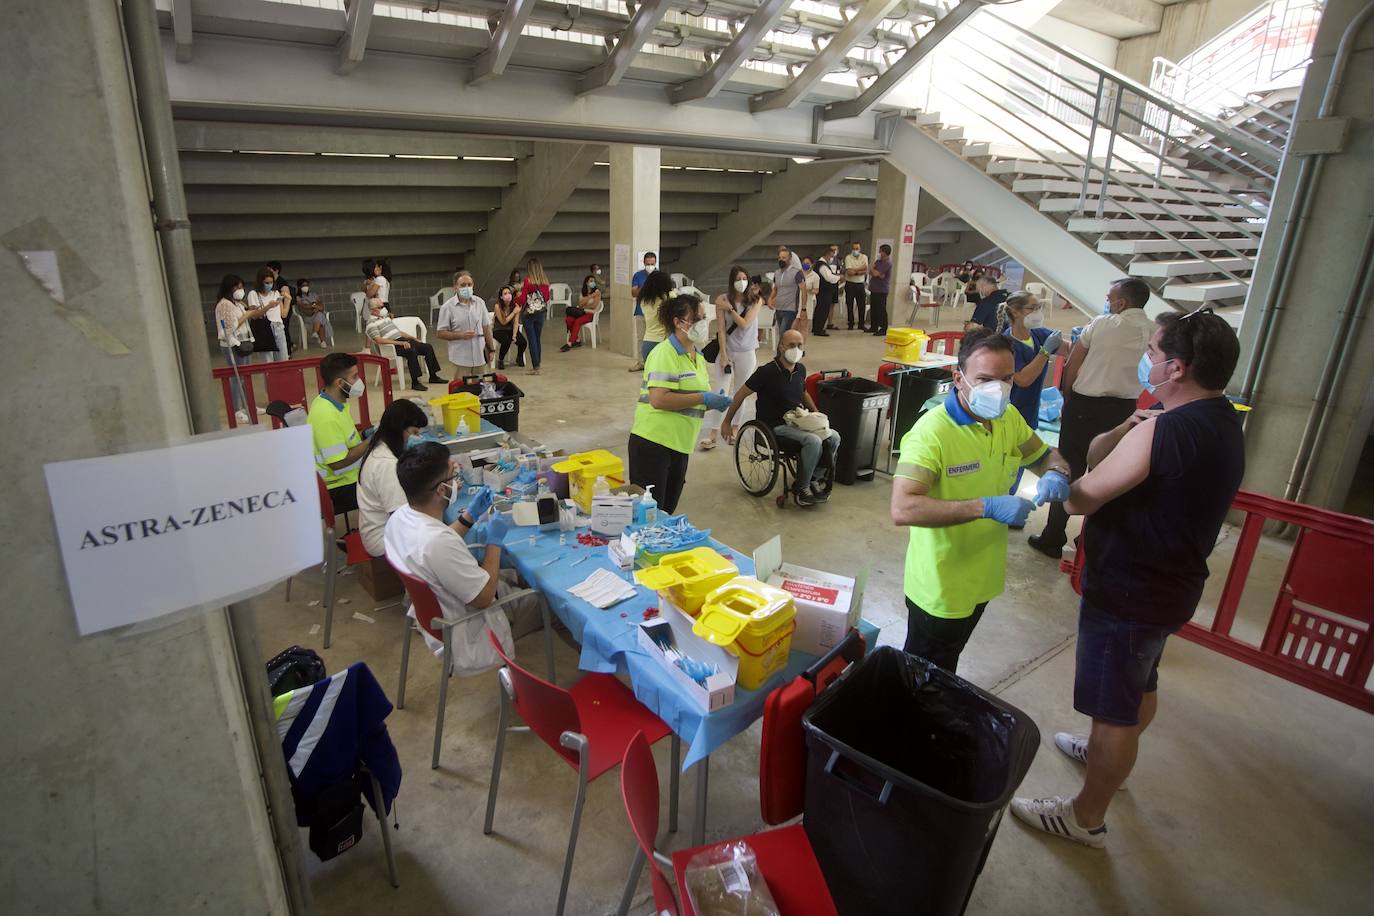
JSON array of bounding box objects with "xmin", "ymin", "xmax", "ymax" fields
[
  {"xmin": 616, "ymin": 732, "xmax": 837, "ymax": 916},
  {"xmin": 483, "ymin": 631, "xmax": 680, "ymax": 916},
  {"xmin": 926, "ymin": 330, "xmax": 964, "ymax": 357},
  {"xmin": 389, "ymin": 560, "xmax": 538, "ymax": 769}
]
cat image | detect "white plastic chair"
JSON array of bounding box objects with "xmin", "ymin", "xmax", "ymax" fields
[
  {"xmin": 548, "ymin": 283, "xmax": 573, "ymax": 313},
  {"xmin": 583, "ymin": 294, "xmax": 606, "ymax": 350},
  {"xmin": 292, "ymin": 312, "xmax": 310, "ymax": 351},
  {"xmin": 351, "ymin": 292, "xmax": 367, "ymax": 331},
  {"xmin": 1025, "ymin": 282, "xmax": 1053, "ymax": 306},
  {"xmin": 371, "ymin": 316, "xmax": 428, "ymax": 388},
  {"xmin": 430, "ymin": 287, "xmax": 454, "ymax": 328},
  {"xmin": 669, "ymin": 272, "xmax": 692, "ymax": 290}
]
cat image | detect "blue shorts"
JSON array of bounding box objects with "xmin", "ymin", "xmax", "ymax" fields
[{"xmin": 1073, "ymin": 601, "xmax": 1176, "ymax": 726}]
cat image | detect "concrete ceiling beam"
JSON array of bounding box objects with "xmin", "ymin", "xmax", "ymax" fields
[
  {"xmin": 470, "ymin": 0, "xmax": 539, "ymax": 84},
  {"xmin": 178, "ymin": 151, "xmax": 517, "ymax": 187},
  {"xmin": 185, "ymin": 186, "xmax": 501, "ymax": 215},
  {"xmin": 1050, "ymin": 0, "xmax": 1163, "ymax": 40},
  {"xmin": 750, "ymin": 0, "xmax": 904, "ymax": 112},
  {"xmin": 172, "ymin": 0, "xmax": 192, "ymax": 63},
  {"xmin": 578, "ymin": 168, "xmax": 763, "ymax": 194},
  {"xmin": 193, "ymin": 233, "xmax": 475, "ymax": 266},
  {"xmin": 577, "ymin": 0, "xmax": 672, "ymax": 95},
  {"xmin": 337, "ymin": 0, "xmax": 376, "ymax": 75},
  {"xmin": 464, "ymin": 141, "xmax": 602, "ymax": 297},
  {"xmin": 174, "ymin": 120, "xmax": 534, "ymax": 159},
  {"xmin": 821, "ymin": 0, "xmax": 983, "ymax": 122},
  {"xmin": 189, "ymin": 212, "xmax": 488, "ymax": 242},
  {"xmin": 675, "ymin": 159, "xmax": 863, "ymax": 280},
  {"xmin": 669, "ymin": 0, "xmax": 792, "ymax": 104},
  {"xmin": 657, "ymin": 150, "xmax": 788, "ymax": 172}
]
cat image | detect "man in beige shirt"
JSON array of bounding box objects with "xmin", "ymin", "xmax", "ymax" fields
[
  {"xmin": 1030, "ymin": 277, "xmax": 1154, "ymax": 559},
  {"xmin": 843, "ymin": 243, "xmax": 869, "ymax": 331}
]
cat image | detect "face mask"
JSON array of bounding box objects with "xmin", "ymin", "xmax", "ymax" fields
[
  {"xmin": 501, "ymin": 295, "xmax": 512, "ymax": 304},
  {"xmin": 457, "ymin": 286, "xmax": 473, "ymax": 299},
  {"xmin": 851, "ymin": 249, "xmax": 861, "ymax": 256},
  {"xmin": 802, "ymin": 264, "xmax": 812, "ymax": 272},
  {"xmin": 343, "ymin": 377, "xmax": 365, "ymax": 399},
  {"xmin": 964, "ymin": 379, "xmax": 1011, "ymax": 419},
  {"xmin": 300, "ymin": 285, "xmax": 310, "ymax": 295},
  {"xmin": 232, "ymin": 289, "xmax": 245, "ymax": 301},
  {"xmin": 783, "ymin": 347, "xmax": 803, "ymax": 364},
  {"xmin": 645, "ymin": 264, "xmax": 656, "ymax": 273},
  {"xmin": 686, "ymin": 319, "xmax": 710, "ymax": 346},
  {"xmin": 1024, "ymin": 310, "xmax": 1045, "ymax": 329},
  {"xmin": 587, "ymin": 281, "xmax": 597, "ymax": 290},
  {"xmin": 593, "ymin": 268, "xmax": 602, "ymax": 275},
  {"xmin": 1103, "ymin": 299, "xmax": 1113, "ymax": 315},
  {"xmin": 1138, "ymin": 353, "xmax": 1173, "ymax": 394},
  {"xmin": 778, "ymin": 259, "xmax": 788, "ymax": 269},
  {"xmin": 264, "ymin": 281, "xmax": 274, "ymax": 291},
  {"xmin": 733, "ymin": 279, "xmax": 748, "ymax": 293}
]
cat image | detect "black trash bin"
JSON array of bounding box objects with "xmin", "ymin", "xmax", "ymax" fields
[
  {"xmin": 818, "ymin": 377, "xmax": 891, "ymax": 484},
  {"xmin": 448, "ymin": 373, "xmax": 524, "ymax": 432},
  {"xmin": 889, "ymin": 365, "xmax": 953, "ymax": 442},
  {"xmin": 801, "ymin": 647, "xmax": 1040, "ymax": 916}
]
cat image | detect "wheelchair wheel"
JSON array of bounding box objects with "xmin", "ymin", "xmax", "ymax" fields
[{"xmin": 734, "ymin": 419, "xmax": 779, "ymax": 497}]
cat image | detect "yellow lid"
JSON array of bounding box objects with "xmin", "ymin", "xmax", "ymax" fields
[
  {"xmin": 885, "ymin": 327, "xmax": 929, "ymax": 346},
  {"xmin": 634, "ymin": 547, "xmax": 738, "ymax": 591},
  {"xmin": 552, "ymin": 448, "xmax": 624, "ymax": 476},
  {"xmin": 694, "ymin": 577, "xmax": 795, "ymax": 644},
  {"xmin": 428, "ymin": 392, "xmax": 479, "ymax": 409},
  {"xmin": 693, "ymin": 606, "xmax": 747, "ymax": 646}
]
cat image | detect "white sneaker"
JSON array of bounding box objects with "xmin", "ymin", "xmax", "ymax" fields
[
  {"xmin": 235, "ymin": 410, "xmax": 250, "ymax": 424},
  {"xmin": 1055, "ymin": 732, "xmax": 1088, "ymax": 765},
  {"xmin": 1010, "ymin": 795, "xmax": 1107, "ymax": 849}
]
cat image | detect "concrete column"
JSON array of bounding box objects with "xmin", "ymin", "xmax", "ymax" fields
[
  {"xmin": 1235, "ymin": 0, "xmax": 1374, "ymax": 512},
  {"xmin": 609, "ymin": 145, "xmax": 660, "ymax": 358},
  {"xmin": 871, "ymin": 160, "xmax": 921, "ymax": 321},
  {"xmin": 0, "ymin": 2, "xmax": 287, "ymax": 912}
]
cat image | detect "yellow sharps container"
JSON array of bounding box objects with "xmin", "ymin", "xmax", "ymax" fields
[
  {"xmin": 693, "ymin": 577, "xmax": 797, "ymax": 690},
  {"xmin": 633, "ymin": 547, "xmax": 738, "ymax": 616}
]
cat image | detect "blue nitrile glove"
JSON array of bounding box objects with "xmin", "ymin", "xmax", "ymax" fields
[
  {"xmin": 467, "ymin": 485, "xmax": 494, "ymax": 520},
  {"xmin": 443, "ymin": 499, "xmax": 464, "ymax": 526},
  {"xmin": 1035, "ymin": 470, "xmax": 1071, "ymax": 506},
  {"xmin": 702, "ymin": 391, "xmax": 732, "ymax": 412},
  {"xmin": 468, "ymin": 511, "xmax": 513, "ymax": 546},
  {"xmin": 362, "ymin": 425, "xmax": 377, "ymax": 440},
  {"xmin": 1041, "ymin": 331, "xmax": 1063, "ymax": 356},
  {"xmin": 981, "ymin": 495, "xmax": 1035, "ymax": 527}
]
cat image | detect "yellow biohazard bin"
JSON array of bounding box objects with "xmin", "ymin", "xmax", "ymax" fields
[
  {"xmin": 634, "ymin": 548, "xmax": 739, "ymax": 616},
  {"xmin": 428, "ymin": 392, "xmax": 481, "ymax": 435},
  {"xmin": 551, "ymin": 449, "xmax": 626, "ymax": 513},
  {"xmin": 693, "ymin": 577, "xmax": 797, "ymax": 690},
  {"xmin": 884, "ymin": 328, "xmax": 930, "ymax": 363}
]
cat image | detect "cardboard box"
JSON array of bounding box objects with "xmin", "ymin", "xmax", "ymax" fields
[
  {"xmin": 358, "ymin": 556, "xmax": 403, "ymax": 601},
  {"xmin": 753, "ymin": 535, "xmax": 869, "ymax": 657},
  {"xmin": 590, "ymin": 493, "xmax": 636, "ymax": 536},
  {"xmin": 637, "ymin": 601, "xmax": 738, "ymax": 712}
]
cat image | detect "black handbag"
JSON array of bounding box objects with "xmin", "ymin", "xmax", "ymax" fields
[
  {"xmin": 564, "ymin": 305, "xmax": 586, "ymax": 319},
  {"xmin": 307, "ymin": 775, "xmax": 365, "ymax": 861},
  {"xmin": 701, "ymin": 338, "xmax": 720, "ymax": 364},
  {"xmin": 233, "ymin": 339, "xmax": 255, "ymax": 358},
  {"xmin": 267, "ymin": 645, "xmax": 327, "ymax": 696}
]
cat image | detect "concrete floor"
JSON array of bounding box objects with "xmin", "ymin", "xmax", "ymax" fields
[{"xmin": 247, "ymin": 305, "xmax": 1374, "ymax": 914}]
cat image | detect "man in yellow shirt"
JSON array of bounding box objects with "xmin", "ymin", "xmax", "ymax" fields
[
  {"xmin": 890, "ymin": 330, "xmax": 1071, "ymax": 672},
  {"xmin": 307, "ymin": 352, "xmax": 372, "ymax": 513}
]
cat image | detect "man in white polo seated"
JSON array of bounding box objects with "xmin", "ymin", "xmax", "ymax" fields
[{"xmin": 384, "ymin": 441, "xmax": 545, "ymax": 675}]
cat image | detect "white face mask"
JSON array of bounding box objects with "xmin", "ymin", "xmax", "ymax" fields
[
  {"xmin": 783, "ymin": 347, "xmax": 804, "ymax": 365},
  {"xmin": 232, "ymin": 288, "xmax": 245, "ymax": 301},
  {"xmin": 300, "ymin": 285, "xmax": 310, "ymax": 295},
  {"xmin": 686, "ymin": 319, "xmax": 710, "ymax": 346},
  {"xmin": 457, "ymin": 286, "xmax": 473, "ymax": 299},
  {"xmin": 345, "ymin": 377, "xmax": 365, "ymax": 399},
  {"xmin": 645, "ymin": 264, "xmax": 656, "ymax": 273},
  {"xmin": 733, "ymin": 279, "xmax": 748, "ymax": 293},
  {"xmin": 1024, "ymin": 310, "xmax": 1045, "ymax": 329},
  {"xmin": 964, "ymin": 379, "xmax": 1012, "ymax": 419}
]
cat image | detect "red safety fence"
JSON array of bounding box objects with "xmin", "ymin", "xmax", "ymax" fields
[
  {"xmin": 1062, "ymin": 490, "xmax": 1374, "ymax": 713},
  {"xmin": 212, "ymin": 353, "xmax": 394, "ymax": 430}
]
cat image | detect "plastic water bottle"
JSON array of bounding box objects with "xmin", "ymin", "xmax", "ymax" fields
[
  {"xmin": 593, "ymin": 475, "xmax": 611, "ymax": 497},
  {"xmin": 456, "ymin": 416, "xmax": 470, "ymax": 436}
]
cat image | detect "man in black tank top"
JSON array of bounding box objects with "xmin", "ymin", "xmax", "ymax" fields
[{"xmin": 1012, "ymin": 308, "xmax": 1244, "ymax": 849}]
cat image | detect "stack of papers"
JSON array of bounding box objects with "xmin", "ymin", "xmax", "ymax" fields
[{"xmin": 568, "ymin": 568, "xmax": 637, "ymax": 609}]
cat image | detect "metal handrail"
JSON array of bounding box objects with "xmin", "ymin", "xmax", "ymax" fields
[
  {"xmin": 1151, "ymin": 56, "xmax": 1296, "ymax": 128},
  {"xmin": 1175, "ymin": 0, "xmax": 1322, "ymax": 88}
]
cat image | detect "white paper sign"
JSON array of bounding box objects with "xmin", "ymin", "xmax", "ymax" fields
[
  {"xmin": 44, "ymin": 426, "xmax": 324, "ymax": 635},
  {"xmin": 613, "ymin": 243, "xmax": 631, "ymax": 286}
]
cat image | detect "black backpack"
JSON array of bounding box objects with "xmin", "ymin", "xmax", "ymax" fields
[{"xmin": 267, "ymin": 645, "xmax": 327, "ymax": 696}]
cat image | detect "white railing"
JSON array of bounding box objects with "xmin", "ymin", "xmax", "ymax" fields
[{"xmin": 1151, "ymin": 0, "xmax": 1322, "ymax": 110}]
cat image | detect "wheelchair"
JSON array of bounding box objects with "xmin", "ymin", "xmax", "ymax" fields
[{"xmin": 733, "ymin": 419, "xmax": 835, "ymax": 509}]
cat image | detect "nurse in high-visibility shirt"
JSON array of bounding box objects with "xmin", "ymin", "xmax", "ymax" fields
[
  {"xmin": 890, "ymin": 329, "xmax": 1072, "ymax": 673},
  {"xmin": 629, "ymin": 294, "xmax": 733, "ymax": 514}
]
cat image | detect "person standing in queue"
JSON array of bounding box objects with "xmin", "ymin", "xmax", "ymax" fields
[
  {"xmin": 843, "ymin": 241, "xmax": 869, "ymax": 331},
  {"xmin": 1011, "ymin": 308, "xmax": 1243, "ymax": 848},
  {"xmin": 769, "ymin": 246, "xmax": 804, "ymax": 335},
  {"xmin": 515, "ymin": 258, "xmax": 551, "ymax": 376},
  {"xmin": 868, "ymin": 243, "xmax": 893, "ymax": 336},
  {"xmin": 890, "ymin": 329, "xmax": 1072, "ymax": 673},
  {"xmin": 628, "ymin": 251, "xmax": 658, "ymax": 372},
  {"xmin": 628, "ymin": 294, "xmax": 733, "ymax": 514},
  {"xmin": 814, "ymin": 247, "xmax": 840, "ymax": 336},
  {"xmin": 1030, "ymin": 277, "xmax": 1154, "ymax": 559}
]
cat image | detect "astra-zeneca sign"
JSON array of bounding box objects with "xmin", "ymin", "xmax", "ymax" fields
[{"xmin": 44, "ymin": 426, "xmax": 323, "ymax": 635}]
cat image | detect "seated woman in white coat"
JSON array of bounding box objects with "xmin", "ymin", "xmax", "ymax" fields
[
  {"xmin": 383, "ymin": 442, "xmax": 546, "ymax": 675},
  {"xmin": 357, "ymin": 399, "xmax": 431, "ymax": 558}
]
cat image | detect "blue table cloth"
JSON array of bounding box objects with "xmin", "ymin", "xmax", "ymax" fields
[{"xmin": 449, "ymin": 494, "xmax": 879, "ymax": 768}]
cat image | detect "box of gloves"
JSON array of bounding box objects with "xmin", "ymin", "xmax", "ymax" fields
[
  {"xmin": 752, "ymin": 535, "xmax": 869, "ymax": 657},
  {"xmin": 638, "ymin": 601, "xmax": 737, "ymax": 712}
]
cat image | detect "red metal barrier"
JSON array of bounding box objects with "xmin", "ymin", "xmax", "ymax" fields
[
  {"xmin": 212, "ymin": 354, "xmax": 394, "ymax": 430},
  {"xmin": 1062, "ymin": 490, "xmax": 1374, "ymax": 713}
]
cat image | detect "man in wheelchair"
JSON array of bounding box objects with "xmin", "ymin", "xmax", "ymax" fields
[{"xmin": 720, "ymin": 329, "xmax": 839, "ymax": 508}]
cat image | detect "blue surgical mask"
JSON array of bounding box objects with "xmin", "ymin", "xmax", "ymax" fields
[
  {"xmin": 965, "ymin": 380, "xmax": 1011, "ymax": 419},
  {"xmin": 264, "ymin": 281, "xmax": 274, "ymax": 291},
  {"xmin": 1102, "ymin": 299, "xmax": 1112, "ymax": 315},
  {"xmin": 1138, "ymin": 353, "xmax": 1171, "ymax": 393}
]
